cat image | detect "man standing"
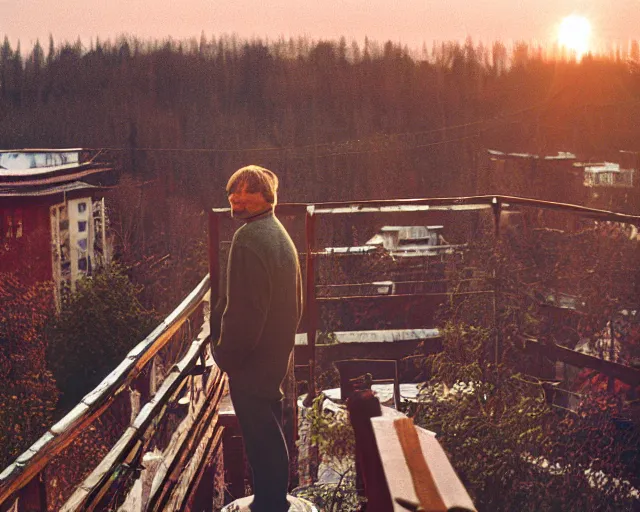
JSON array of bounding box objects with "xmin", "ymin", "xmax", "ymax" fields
[{"xmin": 213, "ymin": 165, "xmax": 303, "ymax": 512}]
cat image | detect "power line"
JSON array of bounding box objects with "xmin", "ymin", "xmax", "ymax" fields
[{"xmin": 86, "ymin": 92, "xmax": 624, "ymax": 159}]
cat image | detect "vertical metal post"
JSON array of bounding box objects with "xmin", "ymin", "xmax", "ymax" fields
[
  {"xmin": 100, "ymin": 197, "xmax": 107, "ymax": 264},
  {"xmin": 491, "ymin": 196, "xmax": 502, "ymax": 239},
  {"xmin": 393, "ymin": 360, "xmax": 401, "ymax": 411},
  {"xmin": 491, "ymin": 197, "xmax": 502, "ymax": 379},
  {"xmin": 608, "ymin": 320, "xmax": 616, "ymax": 393},
  {"xmin": 208, "ymin": 211, "xmax": 220, "ymax": 332},
  {"xmin": 304, "ymin": 206, "xmax": 317, "ymax": 406}
]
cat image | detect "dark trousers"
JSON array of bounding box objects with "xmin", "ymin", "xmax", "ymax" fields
[{"xmin": 230, "ymin": 387, "xmax": 290, "ymax": 512}]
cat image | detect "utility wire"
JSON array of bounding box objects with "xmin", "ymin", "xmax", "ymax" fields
[{"xmin": 84, "ymin": 98, "xmax": 551, "ymax": 157}]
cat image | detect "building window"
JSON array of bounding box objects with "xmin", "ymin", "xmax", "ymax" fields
[
  {"xmin": 0, "ymin": 208, "xmax": 23, "ymax": 239},
  {"xmin": 50, "ymin": 198, "xmax": 109, "ymax": 308}
]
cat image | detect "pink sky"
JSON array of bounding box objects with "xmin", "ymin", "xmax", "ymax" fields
[{"xmin": 2, "ymin": 0, "xmax": 638, "ymax": 53}]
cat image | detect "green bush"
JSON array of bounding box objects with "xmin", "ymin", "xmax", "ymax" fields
[
  {"xmin": 409, "ymin": 322, "xmax": 639, "ymax": 511},
  {"xmin": 46, "ymin": 265, "xmax": 158, "ymax": 411},
  {"xmin": 293, "ymin": 393, "xmax": 363, "ymax": 512},
  {"xmin": 408, "ymin": 216, "xmax": 640, "ymax": 511}
]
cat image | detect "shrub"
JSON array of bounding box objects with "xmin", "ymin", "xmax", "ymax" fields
[
  {"xmin": 0, "ymin": 273, "xmax": 58, "ymax": 469},
  {"xmin": 46, "ymin": 265, "xmax": 158, "ymax": 411}
]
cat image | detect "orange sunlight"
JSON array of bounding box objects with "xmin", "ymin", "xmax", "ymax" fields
[{"xmin": 558, "ymin": 15, "xmax": 592, "ymax": 59}]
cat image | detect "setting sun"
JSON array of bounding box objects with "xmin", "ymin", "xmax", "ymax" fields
[{"xmin": 558, "ymin": 15, "xmax": 592, "ymax": 58}]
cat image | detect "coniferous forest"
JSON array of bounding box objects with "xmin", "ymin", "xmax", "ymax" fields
[
  {"xmin": 3, "ymin": 33, "xmax": 640, "ymax": 313},
  {"xmin": 1, "ymin": 35, "xmax": 640, "ymax": 207}
]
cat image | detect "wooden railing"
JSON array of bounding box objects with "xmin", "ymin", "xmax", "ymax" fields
[{"xmin": 0, "ymin": 275, "xmax": 222, "ymax": 511}]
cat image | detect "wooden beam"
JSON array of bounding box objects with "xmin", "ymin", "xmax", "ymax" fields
[{"xmin": 522, "ymin": 338, "xmax": 640, "ymax": 387}]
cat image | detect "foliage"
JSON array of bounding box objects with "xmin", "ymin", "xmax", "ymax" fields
[
  {"xmin": 0, "ymin": 273, "xmax": 58, "ymax": 469},
  {"xmin": 294, "ymin": 393, "xmax": 363, "ymax": 512},
  {"xmin": 412, "ymin": 369, "xmax": 639, "ymax": 511},
  {"xmin": 307, "ymin": 393, "xmax": 356, "ymax": 461},
  {"xmin": 409, "ymin": 212, "xmax": 640, "ymax": 511},
  {"xmin": 46, "ymin": 264, "xmax": 158, "ymax": 411},
  {"xmin": 316, "ymin": 331, "xmax": 339, "ymax": 345}
]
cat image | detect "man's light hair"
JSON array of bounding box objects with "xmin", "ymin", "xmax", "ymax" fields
[{"xmin": 226, "ymin": 165, "xmax": 279, "ymax": 205}]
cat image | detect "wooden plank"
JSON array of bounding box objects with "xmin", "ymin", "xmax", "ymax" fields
[
  {"xmin": 522, "ymin": 338, "xmax": 640, "ymax": 387},
  {"xmin": 371, "ymin": 416, "xmax": 476, "ymax": 512},
  {"xmin": 85, "ymin": 440, "xmax": 143, "ymax": 512},
  {"xmin": 182, "ymin": 427, "xmax": 225, "ymax": 511},
  {"xmin": 59, "ymin": 428, "xmax": 139, "ymax": 511},
  {"xmin": 165, "ymin": 424, "xmax": 224, "ymax": 511},
  {"xmin": 146, "ymin": 372, "xmax": 226, "ymax": 511},
  {"xmin": 393, "ymin": 418, "xmax": 446, "ymax": 511}
]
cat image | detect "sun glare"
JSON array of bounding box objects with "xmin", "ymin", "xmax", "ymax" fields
[{"xmin": 558, "ymin": 15, "xmax": 592, "ymax": 58}]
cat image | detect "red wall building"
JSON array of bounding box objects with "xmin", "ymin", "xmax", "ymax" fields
[{"xmin": 0, "ymin": 149, "xmax": 112, "ymax": 303}]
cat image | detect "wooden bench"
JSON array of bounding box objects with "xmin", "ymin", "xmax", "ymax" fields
[{"xmin": 347, "ymin": 391, "xmax": 476, "ymax": 512}]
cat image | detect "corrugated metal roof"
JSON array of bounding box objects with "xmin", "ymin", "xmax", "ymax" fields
[
  {"xmin": 0, "ymin": 148, "xmax": 83, "ymax": 153},
  {"xmin": 0, "ymin": 162, "xmax": 82, "ymax": 177},
  {"xmin": 0, "ymin": 165, "xmax": 111, "ymax": 187},
  {"xmin": 0, "ymin": 181, "xmax": 99, "ymax": 198},
  {"xmin": 380, "ymin": 225, "xmax": 444, "ymax": 232},
  {"xmin": 320, "ymin": 245, "xmax": 377, "ymax": 254},
  {"xmin": 584, "ymin": 162, "xmax": 621, "ymax": 173},
  {"xmin": 488, "ymin": 149, "xmax": 577, "ymax": 161}
]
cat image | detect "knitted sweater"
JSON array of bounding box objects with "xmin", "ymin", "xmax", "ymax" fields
[{"xmin": 213, "ymin": 210, "xmax": 303, "ymax": 400}]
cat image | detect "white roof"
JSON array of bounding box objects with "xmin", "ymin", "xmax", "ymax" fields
[
  {"xmin": 0, "ymin": 150, "xmax": 82, "ymax": 176},
  {"xmin": 0, "ymin": 181, "xmax": 98, "ymax": 197},
  {"xmin": 584, "ymin": 162, "xmax": 622, "ymax": 173},
  {"xmin": 313, "ymin": 204, "xmax": 491, "ymax": 214},
  {"xmin": 295, "ymin": 328, "xmax": 440, "ymax": 345},
  {"xmin": 488, "ymin": 149, "xmax": 576, "ymax": 160},
  {"xmin": 380, "ymin": 225, "xmax": 444, "ymax": 232},
  {"xmin": 320, "ymin": 245, "xmax": 377, "ymax": 254},
  {"xmin": 544, "ymin": 151, "xmax": 577, "ymax": 160}
]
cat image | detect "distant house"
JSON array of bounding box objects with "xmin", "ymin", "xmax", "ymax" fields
[
  {"xmin": 366, "ymin": 225, "xmax": 444, "ymax": 252},
  {"xmin": 322, "ymin": 225, "xmax": 460, "ymax": 258},
  {"xmin": 484, "ymin": 149, "xmax": 584, "ymax": 203},
  {"xmin": 318, "ymin": 225, "xmax": 464, "ymax": 297},
  {"xmin": 0, "ymin": 149, "xmax": 113, "ymax": 305},
  {"xmin": 581, "ymin": 162, "xmax": 634, "ymax": 188}
]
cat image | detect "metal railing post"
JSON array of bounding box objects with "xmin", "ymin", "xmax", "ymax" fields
[
  {"xmin": 209, "ymin": 210, "xmax": 221, "ymax": 336},
  {"xmin": 304, "ymin": 206, "xmax": 318, "ymax": 407},
  {"xmin": 491, "ymin": 197, "xmax": 502, "ymax": 383}
]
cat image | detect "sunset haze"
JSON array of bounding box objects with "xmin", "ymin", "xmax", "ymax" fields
[{"xmin": 3, "ymin": 0, "xmax": 639, "ymax": 52}]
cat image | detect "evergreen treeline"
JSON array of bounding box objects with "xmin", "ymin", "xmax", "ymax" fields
[{"xmin": 1, "ymin": 34, "xmax": 640, "ymax": 206}]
